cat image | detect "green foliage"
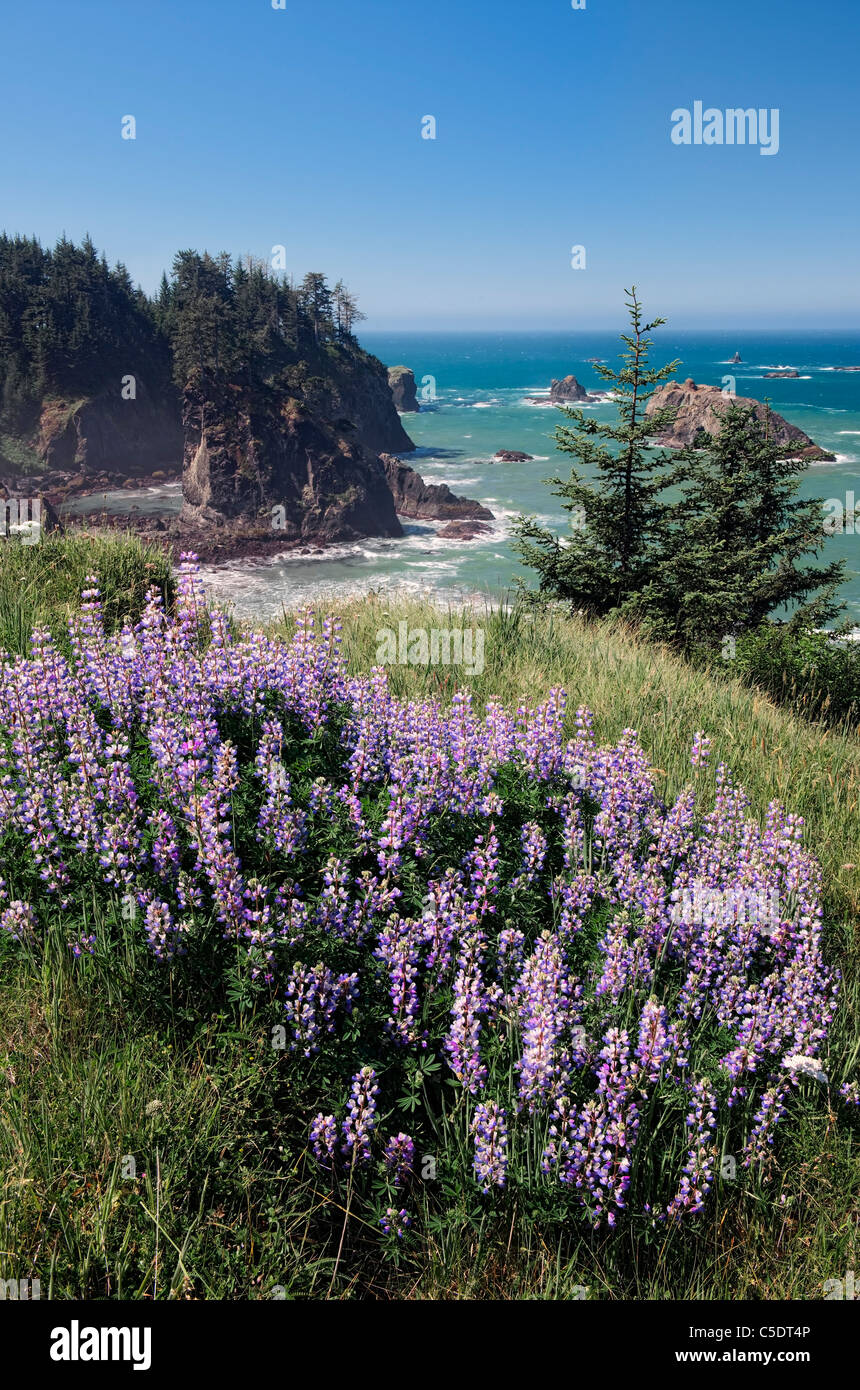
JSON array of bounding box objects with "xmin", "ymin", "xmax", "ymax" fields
[
  {"xmin": 733, "ymin": 624, "xmax": 860, "ymax": 730},
  {"xmin": 0, "ymin": 530, "xmax": 174, "ymax": 657},
  {"xmin": 513, "ymin": 287, "xmax": 683, "ymax": 614},
  {"xmin": 634, "ymin": 402, "xmax": 846, "ymax": 649},
  {"xmin": 0, "ymin": 235, "xmax": 378, "ymax": 458},
  {"xmin": 0, "ymin": 233, "xmax": 173, "ymax": 432},
  {"xmin": 514, "ymin": 292, "xmax": 847, "ymax": 658}
]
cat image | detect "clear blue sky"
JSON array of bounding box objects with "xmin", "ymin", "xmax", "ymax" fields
[{"xmin": 1, "ymin": 0, "xmax": 857, "ymax": 328}]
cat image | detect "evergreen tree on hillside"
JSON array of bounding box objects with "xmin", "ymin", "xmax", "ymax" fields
[
  {"xmin": 636, "ymin": 401, "xmax": 846, "ymax": 649},
  {"xmin": 513, "ymin": 289, "xmax": 684, "ymax": 615},
  {"xmin": 333, "ymin": 280, "xmax": 365, "ymax": 341},
  {"xmin": 298, "ymin": 272, "xmax": 334, "ymax": 348}
]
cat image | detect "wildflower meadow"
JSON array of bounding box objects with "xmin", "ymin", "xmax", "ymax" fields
[{"xmin": 1, "ymin": 555, "xmax": 856, "ymax": 1299}]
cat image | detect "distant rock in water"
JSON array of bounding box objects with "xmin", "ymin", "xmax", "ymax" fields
[
  {"xmin": 381, "ymin": 454, "xmax": 494, "ymax": 521},
  {"xmin": 832, "ymin": 366, "xmax": 860, "ymax": 372},
  {"xmin": 729, "ymin": 351, "xmax": 742, "ymax": 364},
  {"xmin": 527, "ymin": 375, "xmax": 602, "ymax": 405},
  {"xmin": 764, "ymin": 371, "xmax": 799, "ymax": 378},
  {"xmin": 388, "ymin": 365, "xmax": 420, "ymax": 412},
  {"xmin": 645, "ymin": 379, "xmax": 835, "ymax": 461},
  {"xmin": 182, "ymin": 380, "xmax": 402, "ymax": 544},
  {"xmin": 436, "ymin": 520, "xmax": 493, "ymax": 540},
  {"xmin": 550, "ymin": 375, "xmax": 590, "ymax": 402},
  {"xmin": 494, "ymin": 450, "xmax": 533, "ymax": 462}
]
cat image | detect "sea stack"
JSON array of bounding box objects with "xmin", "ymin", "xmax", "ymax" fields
[
  {"xmin": 388, "ymin": 366, "xmax": 420, "ymax": 412},
  {"xmin": 645, "ymin": 379, "xmax": 835, "ymax": 461},
  {"xmin": 381, "ymin": 454, "xmax": 494, "ymax": 522}
]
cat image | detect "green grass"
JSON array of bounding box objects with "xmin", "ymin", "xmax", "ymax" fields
[
  {"xmin": 1, "ymin": 538, "xmax": 858, "ymax": 1300},
  {"xmin": 0, "ymin": 530, "xmax": 174, "ymax": 656},
  {"xmin": 0, "ymin": 432, "xmax": 46, "ymax": 475}
]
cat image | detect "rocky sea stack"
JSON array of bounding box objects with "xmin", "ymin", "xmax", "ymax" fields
[
  {"xmin": 381, "ymin": 454, "xmax": 494, "ymax": 523},
  {"xmin": 645, "ymin": 379, "xmax": 835, "ymax": 461},
  {"xmin": 549, "ymin": 375, "xmax": 590, "ymax": 402},
  {"xmin": 387, "ymin": 365, "xmax": 420, "ymax": 412}
]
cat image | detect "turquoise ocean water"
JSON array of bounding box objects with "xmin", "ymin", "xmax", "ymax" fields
[{"xmin": 70, "ymin": 330, "xmax": 860, "ymax": 624}]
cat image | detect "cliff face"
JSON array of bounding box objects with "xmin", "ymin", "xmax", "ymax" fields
[
  {"xmin": 181, "ymin": 381, "xmax": 402, "ymax": 543},
  {"xmin": 35, "ymin": 382, "xmax": 182, "ymax": 476},
  {"xmin": 297, "ymin": 353, "xmax": 416, "ymax": 456},
  {"xmin": 645, "ymin": 379, "xmax": 835, "ymax": 461},
  {"xmin": 381, "ymin": 455, "xmax": 494, "ymax": 521},
  {"xmin": 388, "ymin": 366, "xmax": 420, "ymax": 412}
]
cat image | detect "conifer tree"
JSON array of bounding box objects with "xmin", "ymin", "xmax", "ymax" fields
[
  {"xmin": 637, "ymin": 401, "xmax": 846, "ymax": 649},
  {"xmin": 513, "ymin": 289, "xmax": 683, "ymax": 615}
]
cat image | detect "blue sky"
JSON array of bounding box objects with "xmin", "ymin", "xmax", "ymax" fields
[{"xmin": 1, "ymin": 0, "xmax": 857, "ymax": 328}]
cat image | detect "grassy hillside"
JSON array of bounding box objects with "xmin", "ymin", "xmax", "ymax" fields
[{"xmin": 0, "ymin": 538, "xmax": 857, "ymax": 1301}]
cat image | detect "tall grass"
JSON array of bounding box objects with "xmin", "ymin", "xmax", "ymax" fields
[{"xmin": 0, "ymin": 530, "xmax": 174, "ymax": 656}]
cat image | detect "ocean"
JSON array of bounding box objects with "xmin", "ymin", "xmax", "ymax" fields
[{"xmin": 68, "ymin": 330, "xmax": 860, "ymax": 625}]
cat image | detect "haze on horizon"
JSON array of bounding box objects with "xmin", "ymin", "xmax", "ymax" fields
[{"xmin": 1, "ymin": 0, "xmax": 857, "ymax": 332}]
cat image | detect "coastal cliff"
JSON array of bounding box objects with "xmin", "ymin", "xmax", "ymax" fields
[
  {"xmin": 388, "ymin": 366, "xmax": 420, "ymax": 412},
  {"xmin": 35, "ymin": 383, "xmax": 182, "ymax": 477},
  {"xmin": 181, "ymin": 381, "xmax": 402, "ymax": 543}
]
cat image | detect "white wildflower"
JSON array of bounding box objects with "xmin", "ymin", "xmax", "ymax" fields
[{"xmin": 782, "ymin": 1054, "xmax": 828, "ymax": 1085}]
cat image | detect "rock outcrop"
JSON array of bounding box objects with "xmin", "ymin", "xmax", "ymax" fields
[
  {"xmin": 729, "ymin": 352, "xmax": 742, "ymax": 364},
  {"xmin": 35, "ymin": 382, "xmax": 182, "ymax": 477},
  {"xmin": 437, "ymin": 520, "xmax": 493, "ymax": 540},
  {"xmin": 181, "ymin": 382, "xmax": 402, "ymax": 543},
  {"xmin": 550, "ymin": 375, "xmax": 590, "ymax": 403},
  {"xmin": 764, "ymin": 371, "xmax": 799, "ymax": 379},
  {"xmin": 494, "ymin": 450, "xmax": 533, "ymax": 462},
  {"xmin": 381, "ymin": 455, "xmax": 494, "ymax": 522},
  {"xmin": 645, "ymin": 379, "xmax": 835, "ymax": 461},
  {"xmin": 388, "ymin": 365, "xmax": 420, "ymax": 413},
  {"xmin": 294, "ymin": 353, "xmax": 416, "ymax": 456},
  {"xmin": 527, "ymin": 375, "xmax": 603, "ymax": 406}
]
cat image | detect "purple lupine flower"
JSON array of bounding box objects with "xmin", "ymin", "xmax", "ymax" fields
[
  {"xmin": 342, "ymin": 1067, "xmax": 379, "ymax": 1167},
  {"xmin": 383, "ymin": 1133, "xmax": 415, "ymax": 1186},
  {"xmin": 690, "ymin": 731, "xmax": 712, "ymax": 768},
  {"xmin": 445, "ymin": 948, "xmax": 489, "ymax": 1094},
  {"xmin": 379, "ymin": 1207, "xmax": 412, "ymax": 1238},
  {"xmin": 471, "ymin": 1100, "xmax": 508, "ymax": 1192},
  {"xmin": 310, "ymin": 1113, "xmax": 338, "ymax": 1166},
  {"xmin": 511, "ymin": 821, "xmax": 547, "ymax": 891},
  {"xmin": 143, "ymin": 898, "xmax": 187, "ymax": 961},
  {"xmin": 515, "ymin": 932, "xmax": 573, "ymax": 1111},
  {"xmin": 667, "ymin": 1078, "xmax": 718, "ymax": 1217},
  {"xmin": 375, "ymin": 917, "xmax": 423, "ymax": 1045},
  {"xmin": 284, "ymin": 962, "xmax": 359, "ymax": 1056},
  {"xmin": 0, "ymin": 900, "xmax": 36, "ymax": 944}
]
